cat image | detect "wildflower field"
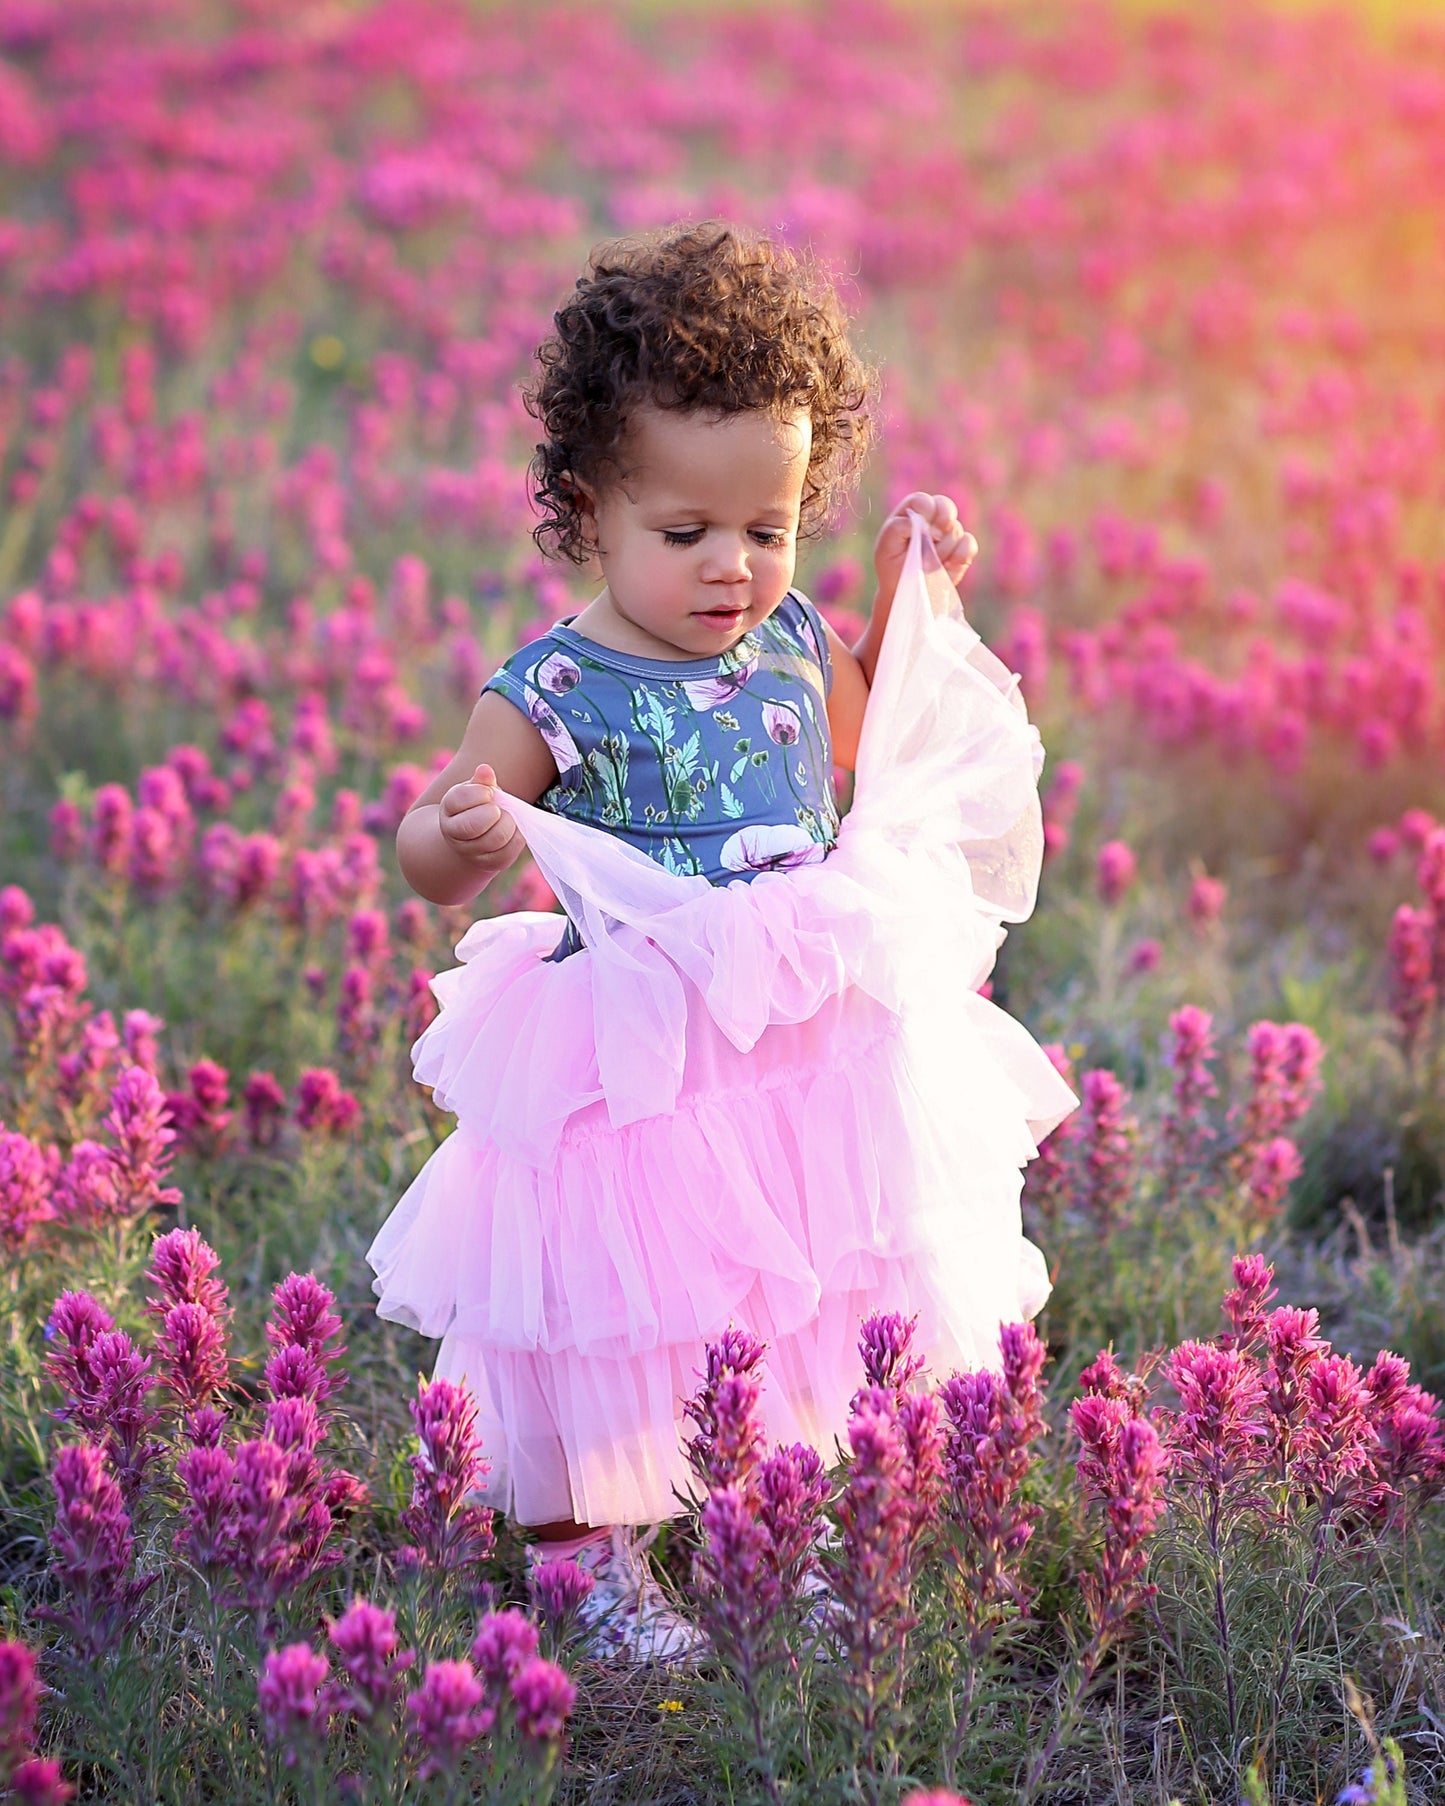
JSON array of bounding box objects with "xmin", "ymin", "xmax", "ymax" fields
[{"xmin": 2, "ymin": 1, "xmax": 1445, "ymax": 1800}]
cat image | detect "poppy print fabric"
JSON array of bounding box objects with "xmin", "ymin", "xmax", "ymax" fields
[{"xmin": 482, "ymin": 591, "xmax": 840, "ymax": 884}]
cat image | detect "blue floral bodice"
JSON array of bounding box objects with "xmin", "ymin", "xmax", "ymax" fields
[{"xmin": 483, "ymin": 591, "xmax": 840, "ymax": 920}]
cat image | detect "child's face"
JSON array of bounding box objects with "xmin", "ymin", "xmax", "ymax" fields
[{"xmin": 578, "ymin": 405, "xmax": 811, "ymax": 661}]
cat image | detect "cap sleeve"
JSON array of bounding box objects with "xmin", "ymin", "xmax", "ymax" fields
[
  {"xmin": 481, "ymin": 662, "xmax": 532, "ymax": 713},
  {"xmin": 790, "ymin": 590, "xmax": 834, "ymax": 699}
]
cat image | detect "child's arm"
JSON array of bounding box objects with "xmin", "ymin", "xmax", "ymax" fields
[
  {"xmin": 824, "ymin": 491, "xmax": 977, "ymax": 771},
  {"xmin": 396, "ymin": 691, "xmax": 558, "ymax": 905}
]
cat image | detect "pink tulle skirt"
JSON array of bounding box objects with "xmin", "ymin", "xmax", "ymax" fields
[{"xmin": 367, "ymin": 519, "xmax": 1079, "ymax": 1526}]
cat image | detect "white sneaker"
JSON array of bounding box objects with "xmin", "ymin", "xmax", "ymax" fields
[{"xmin": 528, "ymin": 1527, "xmax": 709, "ymax": 1668}]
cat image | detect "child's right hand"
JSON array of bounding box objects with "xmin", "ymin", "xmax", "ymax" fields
[{"xmin": 438, "ymin": 763, "xmax": 519, "ymax": 867}]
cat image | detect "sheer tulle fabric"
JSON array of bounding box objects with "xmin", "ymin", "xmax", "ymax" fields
[{"xmin": 368, "ymin": 516, "xmax": 1078, "ymax": 1526}]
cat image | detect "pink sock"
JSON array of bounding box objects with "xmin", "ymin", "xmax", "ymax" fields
[{"xmin": 532, "ymin": 1525, "xmax": 610, "ymax": 1560}]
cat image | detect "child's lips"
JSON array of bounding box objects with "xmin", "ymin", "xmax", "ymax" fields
[{"xmin": 695, "ymin": 604, "xmax": 747, "ymax": 628}]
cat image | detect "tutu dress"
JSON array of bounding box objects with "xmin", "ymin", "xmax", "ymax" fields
[{"xmin": 367, "ymin": 514, "xmax": 1079, "ymax": 1527}]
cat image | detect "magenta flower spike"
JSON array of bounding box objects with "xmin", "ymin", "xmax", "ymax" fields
[
  {"xmin": 402, "ymin": 1377, "xmax": 495, "ymax": 1577},
  {"xmin": 264, "ymin": 1272, "xmax": 346, "ymax": 1406},
  {"xmin": 1071, "ymin": 1395, "xmax": 1167, "ymax": 1633},
  {"xmin": 7, "ymin": 1758, "xmax": 74, "ymax": 1806},
  {"xmin": 1078, "ymin": 1068, "xmax": 1135, "ymax": 1233},
  {"xmin": 1364, "ymin": 1352, "xmax": 1445, "ymax": 1524},
  {"xmin": 826, "ymin": 1400, "xmax": 916, "ymax": 1700},
  {"xmin": 697, "ymin": 1480, "xmax": 778, "ymax": 1650},
  {"xmin": 1386, "ymin": 904, "xmax": 1436, "ymax": 1057},
  {"xmin": 1162, "ymin": 1005, "xmax": 1219, "ymax": 1173},
  {"xmin": 0, "ymin": 1128, "xmax": 52, "ymax": 1249},
  {"xmin": 1095, "ymin": 838, "xmax": 1137, "ymax": 906},
  {"xmin": 406, "ymin": 1660, "xmax": 493, "ymax": 1778},
  {"xmin": 509, "ymin": 1656, "xmax": 576, "ymax": 1750},
  {"xmin": 756, "ymin": 1440, "xmax": 831, "ymax": 1606},
  {"xmin": 147, "ymin": 1226, "xmax": 229, "ymax": 1319},
  {"xmin": 1221, "ymin": 1253, "xmax": 1278, "ymax": 1349},
  {"xmin": 44, "ymin": 1442, "xmax": 156, "ymax": 1658},
  {"xmin": 324, "ymin": 1599, "xmax": 413, "ymax": 1724},
  {"xmin": 242, "ymin": 1071, "xmax": 287, "ymax": 1146},
  {"xmin": 0, "ymin": 1637, "xmax": 42, "ymax": 1767},
  {"xmin": 527, "ymin": 1557, "xmax": 596, "ymax": 1642},
  {"xmin": 683, "ymin": 1325, "xmax": 768, "ymax": 1497},
  {"xmin": 100, "ymin": 1066, "xmax": 181, "ymax": 1217},
  {"xmin": 156, "ymin": 1304, "xmax": 229, "ymax": 1411},
  {"xmin": 1298, "ymin": 1352, "xmax": 1378, "ymax": 1509},
  {"xmin": 471, "ymin": 1610, "xmax": 540, "ymax": 1711},
  {"xmin": 1164, "ymin": 1340, "xmax": 1266, "ymax": 1493},
  {"xmin": 258, "ymin": 1643, "xmax": 332, "ymax": 1767},
  {"xmin": 293, "ymin": 1067, "xmax": 360, "ymax": 1135},
  {"xmin": 1024, "ymin": 1042, "xmax": 1078, "ymax": 1223},
  {"xmin": 859, "ymin": 1310, "xmax": 926, "ymax": 1394},
  {"xmin": 174, "ymin": 1441, "xmax": 237, "ymax": 1571}
]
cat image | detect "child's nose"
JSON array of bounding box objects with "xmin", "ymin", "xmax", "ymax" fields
[{"xmin": 702, "ymin": 536, "xmax": 750, "ymax": 581}]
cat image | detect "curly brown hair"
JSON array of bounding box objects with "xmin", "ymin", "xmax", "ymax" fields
[{"xmin": 523, "ymin": 222, "xmax": 877, "ymax": 563}]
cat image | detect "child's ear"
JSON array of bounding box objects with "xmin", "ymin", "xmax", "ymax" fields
[{"xmin": 572, "ymin": 478, "xmax": 601, "ymax": 559}]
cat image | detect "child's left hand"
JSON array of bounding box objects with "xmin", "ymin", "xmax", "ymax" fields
[{"xmin": 873, "ymin": 492, "xmax": 978, "ymax": 611}]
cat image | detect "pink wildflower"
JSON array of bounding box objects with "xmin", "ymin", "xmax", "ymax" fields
[
  {"xmin": 324, "ymin": 1599, "xmax": 413, "ymax": 1724},
  {"xmin": 8, "ymin": 1756, "xmax": 74, "ymax": 1804},
  {"xmin": 1095, "ymin": 838, "xmax": 1137, "ymax": 905},
  {"xmin": 1166, "ymin": 1341, "xmax": 1266, "ymax": 1491},
  {"xmin": 756, "ymin": 1441, "xmax": 831, "ymax": 1606},
  {"xmin": 1071, "ymin": 1395, "xmax": 1167, "ymax": 1631},
  {"xmin": 683, "ymin": 1326, "xmax": 768, "ymax": 1497},
  {"xmin": 1298, "ymin": 1352, "xmax": 1378, "ymax": 1507},
  {"xmin": 0, "ymin": 1637, "xmax": 42, "ymax": 1767},
  {"xmin": 1186, "ymin": 873, "xmax": 1227, "ymax": 931},
  {"xmin": 293, "ymin": 1067, "xmax": 360, "ymax": 1135},
  {"xmin": 44, "ymin": 1442, "xmax": 155, "ymax": 1658},
  {"xmin": 825, "ymin": 1402, "xmax": 916, "ymax": 1704},
  {"xmin": 121, "ymin": 1010, "xmax": 163, "ymax": 1074},
  {"xmin": 1078, "ymin": 1068, "xmax": 1135, "ymax": 1232},
  {"xmin": 471, "ymin": 1610, "xmax": 540, "ymax": 1706},
  {"xmin": 336, "ymin": 964, "xmax": 376, "ymax": 1059},
  {"xmin": 88, "ymin": 785, "xmax": 133, "ymax": 877},
  {"xmin": 696, "ymin": 1481, "xmax": 778, "ymax": 1665},
  {"xmin": 258, "ymin": 1643, "xmax": 331, "ymax": 1766},
  {"xmin": 406, "ymin": 1660, "xmax": 492, "ymax": 1776},
  {"xmin": 403, "ymin": 1377, "xmax": 495, "ymax": 1575},
  {"xmin": 173, "ymin": 1442, "xmax": 237, "ymax": 1571},
  {"xmin": 1162, "ymin": 1005, "xmax": 1218, "ymax": 1173},
  {"xmin": 0, "ymin": 1128, "xmax": 51, "ymax": 1247},
  {"xmin": 48, "ymin": 798, "xmax": 84, "ymax": 863},
  {"xmin": 527, "ymin": 1558, "xmax": 596, "ymax": 1642},
  {"xmin": 1243, "ymin": 1136, "xmax": 1304, "ymax": 1220},
  {"xmin": 1386, "ymin": 903, "xmax": 1434, "ymax": 1057},
  {"xmin": 406, "ymin": 968, "xmax": 439, "ymax": 1038},
  {"xmin": 242, "ymin": 1071, "xmax": 287, "ymax": 1146},
  {"xmin": 859, "ymin": 1310, "xmax": 926, "ymax": 1395},
  {"xmin": 1221, "ymin": 1253, "xmax": 1278, "ymax": 1348},
  {"xmin": 509, "ymin": 1656, "xmax": 575, "ymax": 1749},
  {"xmin": 156, "ymin": 1304, "xmax": 229, "ymax": 1410},
  {"xmin": 1364, "ymin": 1352, "xmax": 1445, "ymax": 1526},
  {"xmin": 147, "ymin": 1227, "xmax": 229, "ymax": 1319},
  {"xmin": 939, "ymin": 1322, "xmax": 1049, "ymax": 1632},
  {"xmin": 56, "ymin": 1011, "xmax": 120, "ymax": 1118},
  {"xmin": 102, "ymin": 1066, "xmax": 182, "ymax": 1216}
]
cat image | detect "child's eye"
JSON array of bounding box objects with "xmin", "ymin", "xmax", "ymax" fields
[
  {"xmin": 751, "ymin": 530, "xmax": 789, "ymax": 548},
  {"xmin": 661, "ymin": 529, "xmax": 704, "ymax": 547}
]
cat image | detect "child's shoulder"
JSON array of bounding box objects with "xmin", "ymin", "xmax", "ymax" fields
[{"xmin": 757, "ymin": 588, "xmax": 833, "ymax": 696}]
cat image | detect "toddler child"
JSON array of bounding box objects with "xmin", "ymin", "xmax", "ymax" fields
[{"xmin": 368, "ymin": 222, "xmax": 1077, "ymax": 1661}]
